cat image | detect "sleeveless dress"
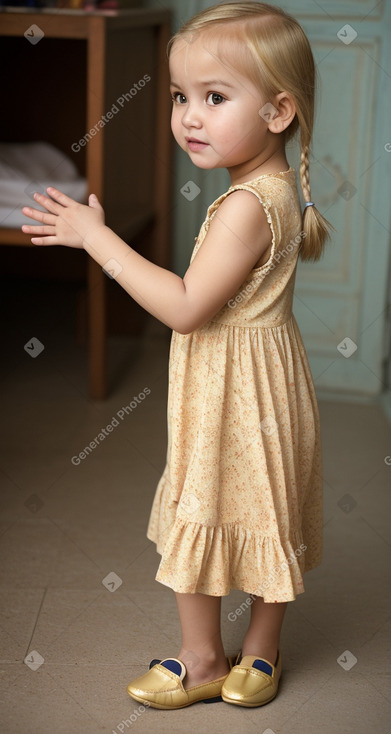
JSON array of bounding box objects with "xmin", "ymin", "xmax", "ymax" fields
[{"xmin": 146, "ymin": 168, "xmax": 323, "ymax": 602}]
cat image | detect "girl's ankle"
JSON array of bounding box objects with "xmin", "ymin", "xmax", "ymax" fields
[{"xmin": 178, "ymin": 648, "xmax": 227, "ymax": 668}]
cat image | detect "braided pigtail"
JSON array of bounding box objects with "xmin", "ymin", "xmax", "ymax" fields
[{"xmin": 299, "ymin": 141, "xmax": 335, "ymax": 262}]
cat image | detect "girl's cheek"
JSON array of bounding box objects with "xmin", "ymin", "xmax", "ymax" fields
[
  {"xmin": 171, "ymin": 120, "xmax": 187, "ymax": 151},
  {"xmin": 171, "ymin": 116, "xmax": 180, "ymax": 140}
]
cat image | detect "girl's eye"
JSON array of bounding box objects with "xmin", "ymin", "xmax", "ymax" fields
[
  {"xmin": 207, "ymin": 92, "xmax": 225, "ymax": 105},
  {"xmin": 170, "ymin": 91, "xmax": 225, "ymax": 105},
  {"xmin": 171, "ymin": 92, "xmax": 187, "ymax": 104}
]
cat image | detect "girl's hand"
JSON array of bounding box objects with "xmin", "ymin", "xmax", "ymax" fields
[{"xmin": 21, "ymin": 187, "xmax": 106, "ymax": 248}]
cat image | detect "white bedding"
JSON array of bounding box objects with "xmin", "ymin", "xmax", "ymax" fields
[{"xmin": 0, "ymin": 141, "xmax": 88, "ymax": 228}]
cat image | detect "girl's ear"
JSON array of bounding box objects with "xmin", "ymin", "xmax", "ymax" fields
[{"xmin": 267, "ymin": 91, "xmax": 296, "ymax": 134}]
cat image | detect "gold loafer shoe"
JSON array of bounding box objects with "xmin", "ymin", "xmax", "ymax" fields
[
  {"xmin": 127, "ymin": 655, "xmax": 236, "ymax": 710},
  {"xmin": 221, "ymin": 649, "xmax": 282, "ymax": 707}
]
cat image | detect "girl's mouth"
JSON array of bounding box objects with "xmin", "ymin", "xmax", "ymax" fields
[{"xmin": 186, "ymin": 137, "xmax": 209, "ymax": 151}]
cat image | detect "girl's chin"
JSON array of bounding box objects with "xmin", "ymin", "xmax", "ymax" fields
[
  {"xmin": 188, "ymin": 160, "xmax": 218, "ymax": 169},
  {"xmin": 185, "ymin": 151, "xmax": 227, "ymax": 170}
]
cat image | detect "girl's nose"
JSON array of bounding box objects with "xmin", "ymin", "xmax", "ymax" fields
[{"xmin": 181, "ymin": 102, "xmax": 202, "ymax": 128}]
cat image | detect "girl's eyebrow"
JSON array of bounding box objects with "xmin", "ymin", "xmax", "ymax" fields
[{"xmin": 169, "ymin": 79, "xmax": 236, "ymax": 89}]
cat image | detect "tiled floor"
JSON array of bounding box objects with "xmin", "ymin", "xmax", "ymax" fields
[{"xmin": 1, "ymin": 279, "xmax": 390, "ymax": 733}]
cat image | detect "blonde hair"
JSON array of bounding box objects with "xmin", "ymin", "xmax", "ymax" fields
[{"xmin": 167, "ymin": 1, "xmax": 335, "ymax": 262}]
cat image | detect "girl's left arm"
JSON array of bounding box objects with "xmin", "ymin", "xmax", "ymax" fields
[{"xmin": 22, "ymin": 186, "xmax": 271, "ymax": 334}]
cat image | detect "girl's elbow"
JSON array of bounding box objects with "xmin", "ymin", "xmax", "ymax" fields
[
  {"xmin": 171, "ymin": 299, "xmax": 213, "ymax": 334},
  {"xmin": 173, "ymin": 321, "xmax": 196, "ymax": 335},
  {"xmin": 172, "ymin": 312, "xmax": 205, "ymax": 335}
]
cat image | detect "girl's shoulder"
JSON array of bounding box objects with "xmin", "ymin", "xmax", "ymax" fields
[
  {"xmin": 192, "ymin": 168, "xmax": 302, "ymax": 270},
  {"xmin": 205, "ymin": 168, "xmax": 300, "ymax": 223}
]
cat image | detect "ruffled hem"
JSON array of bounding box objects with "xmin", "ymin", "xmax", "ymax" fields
[{"xmin": 147, "ymin": 517, "xmax": 320, "ymax": 602}]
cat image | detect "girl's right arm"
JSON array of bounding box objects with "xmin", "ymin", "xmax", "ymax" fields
[
  {"xmin": 23, "ymin": 186, "xmax": 272, "ymax": 334},
  {"xmin": 83, "ymin": 189, "xmax": 272, "ymax": 334}
]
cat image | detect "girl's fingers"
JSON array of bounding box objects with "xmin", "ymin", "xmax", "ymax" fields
[
  {"xmin": 30, "ymin": 236, "xmax": 58, "ymax": 246},
  {"xmin": 22, "ymin": 187, "xmax": 77, "ymax": 220},
  {"xmin": 45, "ymin": 187, "xmax": 76, "ymax": 207},
  {"xmin": 30, "ymin": 191, "xmax": 61, "ymax": 215},
  {"xmin": 22, "ymin": 224, "xmax": 56, "ymax": 235},
  {"xmin": 21, "ymin": 206, "xmax": 56, "ymax": 225}
]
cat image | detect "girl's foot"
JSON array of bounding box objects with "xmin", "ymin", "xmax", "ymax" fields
[{"xmin": 176, "ymin": 651, "xmax": 231, "ymax": 690}]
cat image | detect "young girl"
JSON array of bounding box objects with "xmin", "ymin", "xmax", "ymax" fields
[{"xmin": 22, "ymin": 1, "xmax": 333, "ymax": 711}]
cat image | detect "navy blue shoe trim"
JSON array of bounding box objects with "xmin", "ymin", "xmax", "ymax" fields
[
  {"xmin": 252, "ymin": 658, "xmax": 273, "ymax": 676},
  {"xmin": 147, "ymin": 658, "xmax": 223, "ymax": 703},
  {"xmin": 160, "ymin": 659, "xmax": 183, "ymax": 677}
]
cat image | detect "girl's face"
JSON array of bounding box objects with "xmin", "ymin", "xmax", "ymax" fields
[{"xmin": 169, "ymin": 34, "xmax": 283, "ymax": 184}]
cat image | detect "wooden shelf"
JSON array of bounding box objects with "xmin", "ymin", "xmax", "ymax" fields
[{"xmin": 0, "ymin": 7, "xmax": 173, "ymax": 398}]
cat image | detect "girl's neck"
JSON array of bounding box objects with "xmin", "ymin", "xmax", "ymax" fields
[{"xmin": 228, "ymin": 150, "xmax": 290, "ymax": 186}]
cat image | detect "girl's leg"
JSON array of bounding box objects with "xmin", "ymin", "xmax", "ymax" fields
[
  {"xmin": 241, "ymin": 597, "xmax": 288, "ymax": 665},
  {"xmin": 175, "ymin": 591, "xmax": 230, "ymax": 689}
]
